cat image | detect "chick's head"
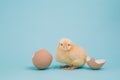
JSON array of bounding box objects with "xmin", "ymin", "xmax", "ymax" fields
[{"xmin": 59, "ymin": 38, "xmax": 73, "ymax": 51}]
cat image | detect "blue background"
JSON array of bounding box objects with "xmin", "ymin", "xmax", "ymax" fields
[{"xmin": 0, "ymin": 0, "xmax": 120, "ymax": 80}]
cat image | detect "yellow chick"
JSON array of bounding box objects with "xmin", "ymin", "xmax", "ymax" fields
[{"xmin": 55, "ymin": 38, "xmax": 88, "ymax": 70}]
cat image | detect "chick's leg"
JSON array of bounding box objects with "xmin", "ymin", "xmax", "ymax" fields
[
  {"xmin": 60, "ymin": 65, "xmax": 78, "ymax": 70},
  {"xmin": 63, "ymin": 66, "xmax": 78, "ymax": 70},
  {"xmin": 60, "ymin": 65, "xmax": 70, "ymax": 68}
]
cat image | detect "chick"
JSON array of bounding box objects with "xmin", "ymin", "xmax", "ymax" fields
[{"xmin": 55, "ymin": 38, "xmax": 88, "ymax": 70}]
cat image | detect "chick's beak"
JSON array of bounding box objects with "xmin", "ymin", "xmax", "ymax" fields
[{"xmin": 63, "ymin": 46, "xmax": 68, "ymax": 51}]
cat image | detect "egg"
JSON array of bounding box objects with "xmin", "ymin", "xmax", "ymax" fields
[
  {"xmin": 32, "ymin": 49, "xmax": 52, "ymax": 69},
  {"xmin": 87, "ymin": 58, "xmax": 106, "ymax": 70}
]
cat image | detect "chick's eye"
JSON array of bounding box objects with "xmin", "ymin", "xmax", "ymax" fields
[
  {"xmin": 61, "ymin": 43, "xmax": 63, "ymax": 46},
  {"xmin": 68, "ymin": 44, "xmax": 70, "ymax": 46}
]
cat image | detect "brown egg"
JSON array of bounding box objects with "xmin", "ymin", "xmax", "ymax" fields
[
  {"xmin": 87, "ymin": 58, "xmax": 106, "ymax": 70},
  {"xmin": 32, "ymin": 49, "xmax": 52, "ymax": 69}
]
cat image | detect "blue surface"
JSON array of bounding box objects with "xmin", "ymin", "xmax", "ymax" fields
[{"xmin": 0, "ymin": 0, "xmax": 120, "ymax": 80}]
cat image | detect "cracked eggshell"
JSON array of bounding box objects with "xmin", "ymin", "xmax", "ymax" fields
[
  {"xmin": 32, "ymin": 49, "xmax": 52, "ymax": 69},
  {"xmin": 87, "ymin": 58, "xmax": 106, "ymax": 70}
]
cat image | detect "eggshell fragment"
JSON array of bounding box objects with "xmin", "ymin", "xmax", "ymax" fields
[
  {"xmin": 32, "ymin": 49, "xmax": 52, "ymax": 69},
  {"xmin": 87, "ymin": 58, "xmax": 106, "ymax": 70}
]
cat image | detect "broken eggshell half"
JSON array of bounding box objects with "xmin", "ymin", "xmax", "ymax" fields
[{"xmin": 87, "ymin": 57, "xmax": 106, "ymax": 70}]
